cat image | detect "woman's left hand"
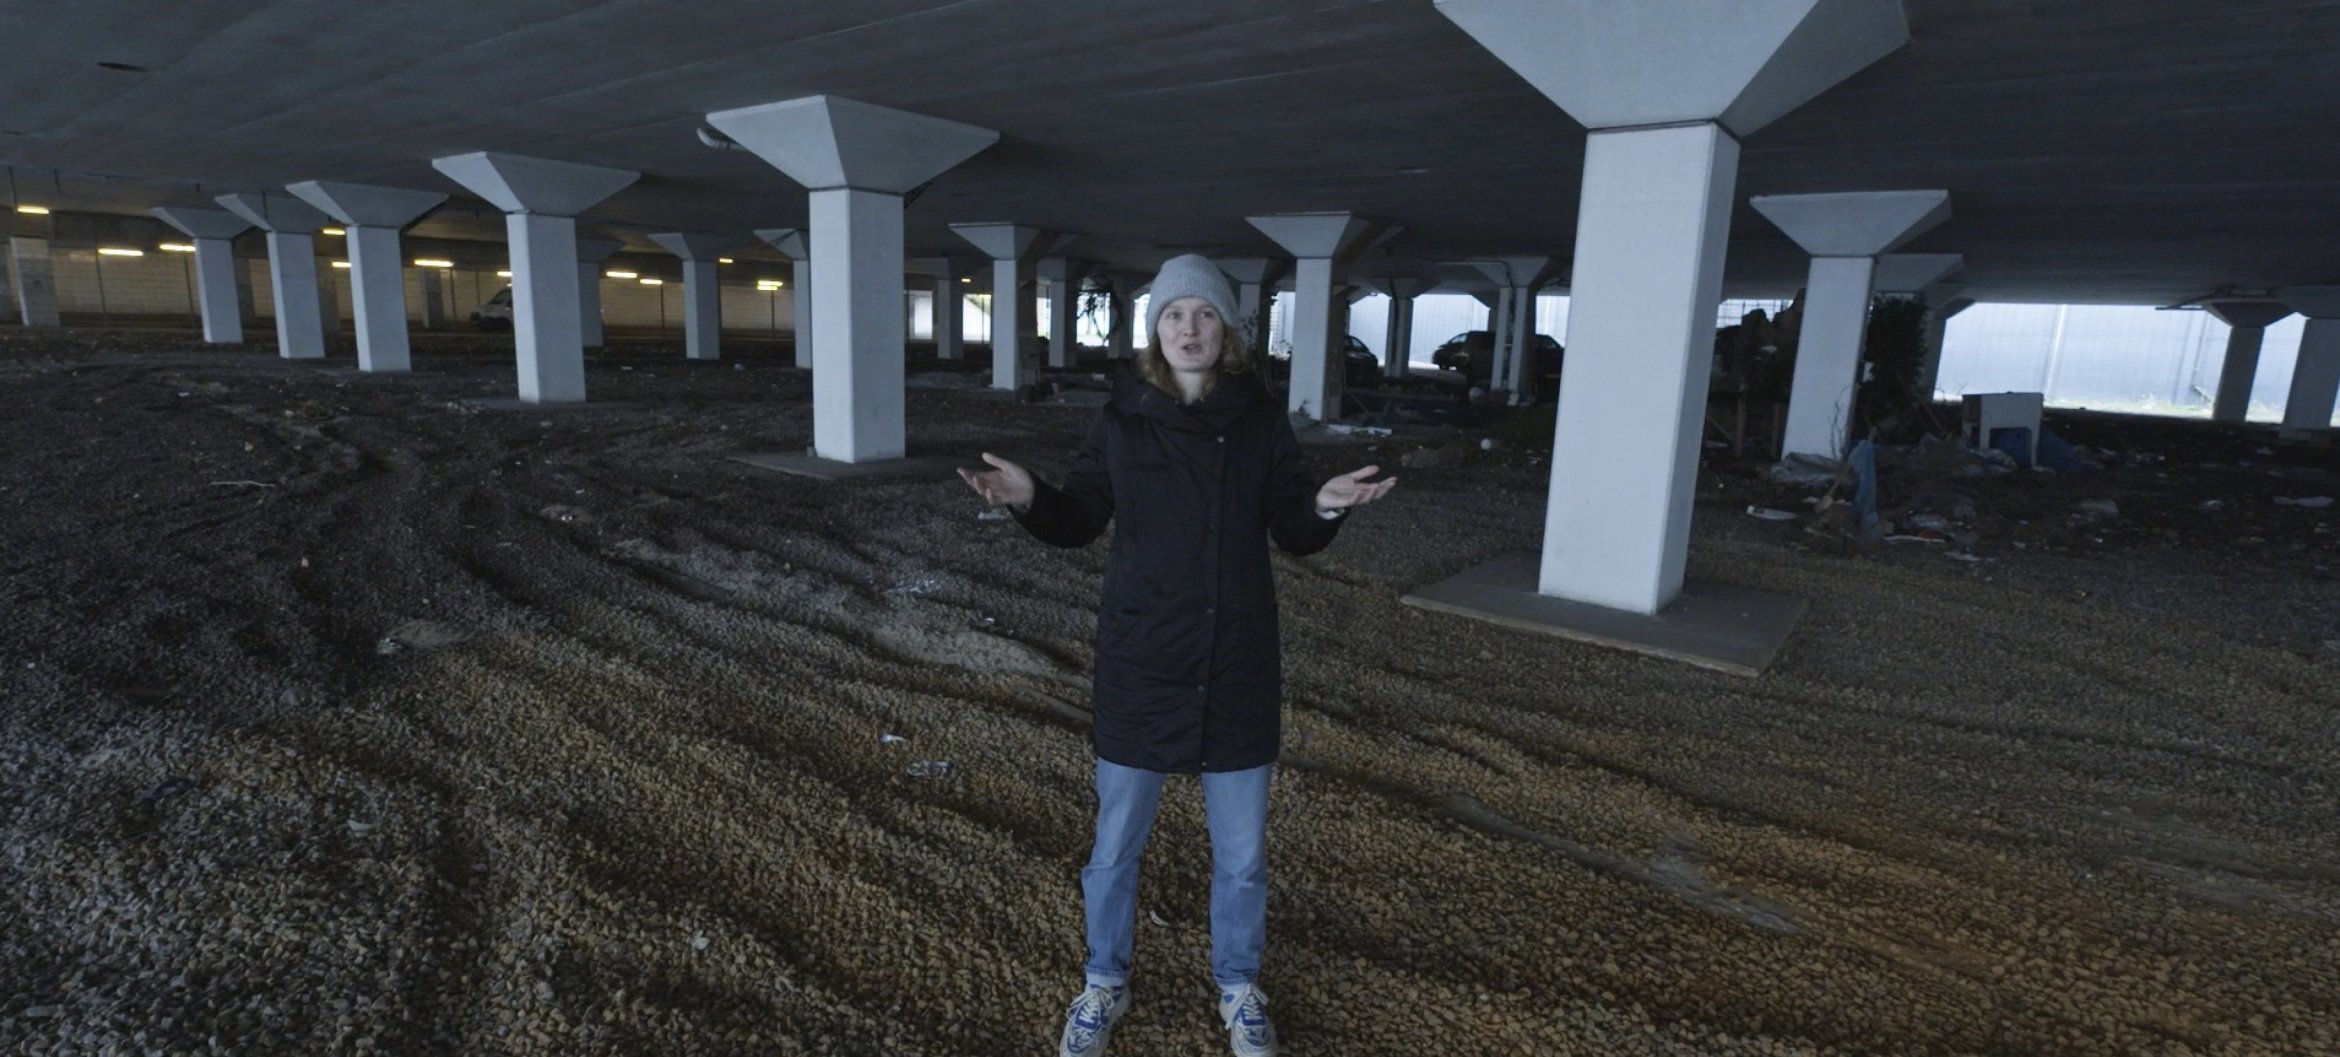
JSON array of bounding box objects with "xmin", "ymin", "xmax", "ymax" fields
[{"xmin": 1316, "ymin": 466, "xmax": 1397, "ymax": 512}]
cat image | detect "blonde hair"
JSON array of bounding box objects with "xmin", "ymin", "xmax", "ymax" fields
[{"xmin": 1136, "ymin": 316, "xmax": 1253, "ymax": 401}]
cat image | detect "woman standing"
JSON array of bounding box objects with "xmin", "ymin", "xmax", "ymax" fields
[{"xmin": 958, "ymin": 255, "xmax": 1394, "ymax": 1057}]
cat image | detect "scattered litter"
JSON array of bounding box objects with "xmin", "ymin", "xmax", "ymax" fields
[
  {"xmin": 904, "ymin": 760, "xmax": 953, "ymax": 779},
  {"xmin": 970, "ymin": 615, "xmax": 997, "ymax": 629},
  {"xmin": 137, "ymin": 776, "xmax": 198, "ymax": 804},
  {"xmin": 1478, "ymin": 437, "xmax": 1498, "ymax": 451},
  {"xmin": 1945, "ymin": 551, "xmax": 1983, "ymax": 563},
  {"xmin": 1907, "ymin": 513, "xmax": 1953, "ymax": 532},
  {"xmin": 2275, "ymin": 496, "xmax": 2334, "ymax": 509},
  {"xmin": 345, "ymin": 819, "xmax": 376, "ymax": 836},
  {"xmin": 733, "ymin": 363, "xmax": 746, "ymax": 371},
  {"xmin": 620, "ymin": 366, "xmax": 635, "ymax": 372},
  {"xmin": 1768, "ymin": 454, "xmax": 1841, "ymax": 488},
  {"xmin": 691, "ymin": 931, "xmax": 711, "ymax": 951},
  {"xmin": 2076, "ymin": 499, "xmax": 2120, "ymax": 519},
  {"xmin": 2198, "ymin": 499, "xmax": 2226, "ymax": 510},
  {"xmin": 879, "ymin": 734, "xmax": 908, "ymax": 746},
  {"xmin": 885, "ymin": 577, "xmax": 943, "ymax": 597},
  {"xmin": 1322, "ymin": 423, "xmax": 1392, "ymax": 438},
  {"xmin": 1148, "ymin": 910, "xmax": 1174, "ymax": 929},
  {"xmin": 1744, "ymin": 506, "xmax": 1797, "ymax": 522},
  {"xmin": 1884, "ymin": 534, "xmax": 1948, "ymax": 545},
  {"xmin": 976, "ymin": 507, "xmax": 1011, "ymax": 522},
  {"xmin": 207, "ymin": 479, "xmax": 275, "ymax": 489}
]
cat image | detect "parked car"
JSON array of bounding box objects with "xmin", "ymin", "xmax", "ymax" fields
[
  {"xmin": 1430, "ymin": 329, "xmax": 1564, "ymax": 399},
  {"xmin": 1267, "ymin": 335, "xmax": 1383, "ymax": 388},
  {"xmin": 471, "ymin": 285, "xmax": 514, "ymax": 331}
]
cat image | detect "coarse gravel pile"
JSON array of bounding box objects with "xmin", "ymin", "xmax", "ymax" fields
[{"xmin": 2, "ymin": 329, "xmax": 2335, "ymax": 1057}]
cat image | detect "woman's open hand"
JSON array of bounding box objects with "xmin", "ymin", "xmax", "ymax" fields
[
  {"xmin": 1315, "ymin": 465, "xmax": 1396, "ymax": 512},
  {"xmin": 958, "ymin": 452, "xmax": 1035, "ymax": 508}
]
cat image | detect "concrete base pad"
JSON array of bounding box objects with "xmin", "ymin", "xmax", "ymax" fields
[
  {"xmin": 1401, "ymin": 554, "xmax": 1806, "ymax": 676},
  {"xmin": 455, "ymin": 397, "xmax": 643, "ymax": 412},
  {"xmin": 729, "ymin": 450, "xmax": 978, "ymax": 481}
]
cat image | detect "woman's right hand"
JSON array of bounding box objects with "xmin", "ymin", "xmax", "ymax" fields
[{"xmin": 957, "ymin": 452, "xmax": 1035, "ymax": 508}]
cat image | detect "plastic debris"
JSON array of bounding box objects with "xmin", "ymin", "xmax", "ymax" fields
[
  {"xmin": 691, "ymin": 931, "xmax": 710, "ymax": 951},
  {"xmin": 1945, "ymin": 551, "xmax": 1983, "ymax": 563},
  {"xmin": 885, "ymin": 578, "xmax": 943, "ymax": 597},
  {"xmin": 1479, "ymin": 437, "xmax": 1498, "ymax": 451},
  {"xmin": 1885, "ymin": 534, "xmax": 1948, "ymax": 545},
  {"xmin": 1148, "ymin": 910, "xmax": 1174, "ymax": 929},
  {"xmin": 976, "ymin": 507, "xmax": 1010, "ymax": 522},
  {"xmin": 1322, "ymin": 423, "xmax": 1392, "ymax": 438},
  {"xmin": 345, "ymin": 819, "xmax": 376, "ymax": 836},
  {"xmin": 880, "ymin": 734, "xmax": 908, "ymax": 746},
  {"xmin": 1768, "ymin": 453, "xmax": 1842, "ymax": 488},
  {"xmin": 1745, "ymin": 506, "xmax": 1798, "ymax": 521},
  {"xmin": 2199, "ymin": 499, "xmax": 2226, "ymax": 510},
  {"xmin": 904, "ymin": 760, "xmax": 953, "ymax": 779}
]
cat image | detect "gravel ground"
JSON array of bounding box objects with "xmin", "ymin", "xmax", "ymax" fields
[{"xmin": 2, "ymin": 329, "xmax": 2335, "ymax": 1057}]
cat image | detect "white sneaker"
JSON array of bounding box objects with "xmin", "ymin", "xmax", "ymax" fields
[
  {"xmin": 1058, "ymin": 984, "xmax": 1130, "ymax": 1057},
  {"xmin": 1218, "ymin": 983, "xmax": 1277, "ymax": 1057}
]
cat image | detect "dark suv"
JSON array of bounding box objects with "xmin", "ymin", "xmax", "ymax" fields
[
  {"xmin": 1430, "ymin": 330, "xmax": 1563, "ymax": 399},
  {"xmin": 1268, "ymin": 335, "xmax": 1384, "ymax": 388}
]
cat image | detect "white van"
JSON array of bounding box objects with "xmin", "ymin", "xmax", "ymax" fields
[{"xmin": 471, "ymin": 286, "xmax": 513, "ymax": 331}]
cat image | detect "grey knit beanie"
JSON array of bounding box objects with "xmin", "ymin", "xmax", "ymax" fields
[{"xmin": 1144, "ymin": 254, "xmax": 1243, "ymax": 341}]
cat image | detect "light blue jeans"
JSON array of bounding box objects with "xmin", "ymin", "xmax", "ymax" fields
[{"xmin": 1082, "ymin": 757, "xmax": 1273, "ymax": 990}]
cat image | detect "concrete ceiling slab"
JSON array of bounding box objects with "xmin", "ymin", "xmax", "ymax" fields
[{"xmin": 1, "ymin": 1, "xmax": 2335, "ymax": 303}]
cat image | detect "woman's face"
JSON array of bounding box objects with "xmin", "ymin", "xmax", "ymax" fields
[{"xmin": 1156, "ymin": 297, "xmax": 1224, "ymax": 374}]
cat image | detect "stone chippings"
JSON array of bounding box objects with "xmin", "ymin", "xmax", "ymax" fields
[{"xmin": 0, "ymin": 331, "xmax": 2336, "ymax": 1056}]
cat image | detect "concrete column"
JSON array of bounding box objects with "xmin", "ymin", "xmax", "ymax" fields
[
  {"xmin": 0, "ymin": 249, "xmax": 15, "ymax": 324},
  {"xmin": 417, "ymin": 269, "xmax": 449, "ymax": 330},
  {"xmin": 1753, "ymin": 190, "xmax": 1953, "ymax": 460},
  {"xmin": 1507, "ymin": 283, "xmax": 1536, "ymax": 397},
  {"xmin": 1535, "ymin": 124, "xmax": 1738, "ymax": 611},
  {"xmin": 287, "ymin": 181, "xmax": 449, "ymax": 373},
  {"xmin": 806, "ymin": 188, "xmax": 902, "ymax": 459},
  {"xmin": 754, "ymin": 228, "xmax": 814, "ymax": 368},
  {"xmin": 648, "ymin": 233, "xmax": 737, "ymax": 362},
  {"xmin": 2276, "ymin": 288, "xmax": 2340, "ymax": 430},
  {"xmin": 2202, "ymin": 300, "xmax": 2293, "ymax": 423},
  {"xmin": 261, "ymin": 235, "xmax": 322, "ymax": 357},
  {"xmin": 932, "ymin": 276, "xmax": 962, "ymax": 358},
  {"xmin": 952, "ymin": 223, "xmax": 1068, "ymax": 390},
  {"xmin": 1216, "ymin": 258, "xmax": 1289, "ymax": 362},
  {"xmin": 1247, "ymin": 213, "xmax": 1401, "ymax": 420},
  {"xmin": 1109, "ymin": 283, "xmax": 1136, "ymax": 360},
  {"xmin": 317, "ymin": 264, "xmax": 341, "ymax": 337},
  {"xmin": 1040, "ymin": 258, "xmax": 1095, "ymax": 368},
  {"xmin": 222, "ymin": 190, "xmax": 336, "ymax": 359},
  {"xmin": 909, "ymin": 255, "xmax": 979, "ymax": 361},
  {"xmin": 576, "ymin": 238, "xmax": 623, "ymax": 349},
  {"xmin": 152, "ymin": 208, "xmax": 257, "ymax": 344},
  {"xmin": 1916, "ymin": 282, "xmax": 1971, "ymax": 399},
  {"xmin": 1487, "ymin": 287, "xmax": 1515, "ymax": 390},
  {"xmin": 8, "ymin": 237, "xmax": 59, "ymax": 328},
  {"xmin": 709, "ymin": 95, "xmax": 998, "ymax": 463}
]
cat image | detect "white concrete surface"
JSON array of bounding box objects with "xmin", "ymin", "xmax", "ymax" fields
[
  {"xmin": 952, "ymin": 223, "xmax": 1063, "ymax": 390},
  {"xmin": 286, "ymin": 181, "xmax": 445, "ymax": 373},
  {"xmin": 575, "ymin": 238, "xmax": 623, "ymax": 349},
  {"xmin": 218, "ymin": 193, "xmax": 332, "ymax": 360},
  {"xmin": 433, "ymin": 153, "xmax": 637, "ymax": 400},
  {"xmin": 649, "ymin": 233, "xmax": 738, "ymax": 363},
  {"xmin": 1248, "ymin": 212, "xmax": 1399, "ymax": 419},
  {"xmin": 2202, "ymin": 300, "xmax": 2293, "ymax": 424},
  {"xmin": 1040, "ymin": 258, "xmax": 1094, "ymax": 368},
  {"xmin": 1433, "ymin": 0, "xmax": 1908, "ymax": 136},
  {"xmin": 1781, "ymin": 255, "xmax": 1878, "ymax": 460},
  {"xmin": 9, "ymin": 238, "xmax": 59, "ymax": 328},
  {"xmin": 755, "ymin": 229, "xmax": 814, "ymax": 368},
  {"xmin": 152, "ymin": 208, "xmax": 254, "ymax": 344},
  {"xmin": 1540, "ymin": 123, "xmax": 1737, "ymax": 614}
]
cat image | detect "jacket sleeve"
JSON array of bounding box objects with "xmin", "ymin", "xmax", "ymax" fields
[
  {"xmin": 1016, "ymin": 409, "xmax": 1115, "ymax": 548},
  {"xmin": 1265, "ymin": 412, "xmax": 1346, "ymax": 556}
]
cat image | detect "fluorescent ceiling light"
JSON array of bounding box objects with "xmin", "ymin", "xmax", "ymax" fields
[
  {"xmin": 16, "ymin": 205, "xmax": 51, "ymax": 215},
  {"xmin": 321, "ymin": 227, "xmax": 345, "ymax": 236},
  {"xmin": 605, "ymin": 270, "xmax": 637, "ymax": 279},
  {"xmin": 960, "ymin": 277, "xmax": 972, "ymax": 283},
  {"xmin": 158, "ymin": 243, "xmax": 196, "ymax": 253},
  {"xmin": 97, "ymin": 247, "xmax": 143, "ymax": 257},
  {"xmin": 413, "ymin": 258, "xmax": 454, "ymax": 268},
  {"xmin": 330, "ymin": 261, "xmax": 351, "ymax": 269},
  {"xmin": 755, "ymin": 280, "xmax": 782, "ymax": 291},
  {"xmin": 718, "ymin": 257, "xmax": 734, "ymax": 264},
  {"xmin": 496, "ymin": 270, "xmax": 512, "ymax": 277},
  {"xmin": 638, "ymin": 278, "xmax": 663, "ymax": 286}
]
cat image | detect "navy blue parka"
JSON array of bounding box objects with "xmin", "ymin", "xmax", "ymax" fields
[{"xmin": 1016, "ymin": 366, "xmax": 1345, "ymax": 773}]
